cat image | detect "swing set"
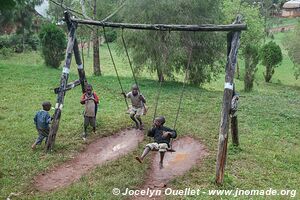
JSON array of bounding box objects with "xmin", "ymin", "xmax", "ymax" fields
[{"xmin": 46, "ymin": 10, "xmax": 246, "ymax": 184}]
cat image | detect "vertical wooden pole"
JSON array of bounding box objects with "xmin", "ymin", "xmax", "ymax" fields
[
  {"xmin": 231, "ymin": 86, "xmax": 239, "ymax": 146},
  {"xmin": 215, "ymin": 16, "xmax": 242, "ymax": 184},
  {"xmin": 231, "ymin": 116, "xmax": 239, "ymax": 146},
  {"xmin": 46, "ymin": 14, "xmax": 77, "ymax": 151},
  {"xmin": 64, "ymin": 11, "xmax": 87, "ymax": 93}
]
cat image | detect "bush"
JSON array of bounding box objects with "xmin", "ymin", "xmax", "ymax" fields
[
  {"xmin": 0, "ymin": 47, "xmax": 13, "ymax": 58},
  {"xmin": 260, "ymin": 41, "xmax": 282, "ymax": 82},
  {"xmin": 0, "ymin": 34, "xmax": 39, "ymax": 53},
  {"xmin": 244, "ymin": 44, "xmax": 259, "ymax": 92},
  {"xmin": 39, "ymin": 23, "xmax": 66, "ymax": 68}
]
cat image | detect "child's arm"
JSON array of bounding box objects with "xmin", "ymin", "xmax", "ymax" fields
[
  {"xmin": 92, "ymin": 92, "xmax": 99, "ymax": 104},
  {"xmin": 147, "ymin": 128, "xmax": 155, "ymax": 137},
  {"xmin": 80, "ymin": 94, "xmax": 87, "ymax": 104},
  {"xmin": 164, "ymin": 127, "xmax": 177, "ymax": 139},
  {"xmin": 139, "ymin": 95, "xmax": 146, "ymax": 104}
]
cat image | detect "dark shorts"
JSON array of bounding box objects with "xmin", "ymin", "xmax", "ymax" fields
[
  {"xmin": 35, "ymin": 128, "xmax": 49, "ymax": 145},
  {"xmin": 84, "ymin": 116, "xmax": 96, "ymax": 127}
]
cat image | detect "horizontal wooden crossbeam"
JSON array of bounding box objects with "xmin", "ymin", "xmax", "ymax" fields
[{"xmin": 71, "ymin": 17, "xmax": 247, "ymax": 32}]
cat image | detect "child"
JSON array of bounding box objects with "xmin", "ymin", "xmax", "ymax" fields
[
  {"xmin": 122, "ymin": 84, "xmax": 146, "ymax": 130},
  {"xmin": 31, "ymin": 101, "xmax": 52, "ymax": 149},
  {"xmin": 135, "ymin": 116, "xmax": 177, "ymax": 169},
  {"xmin": 80, "ymin": 84, "xmax": 99, "ymax": 140}
]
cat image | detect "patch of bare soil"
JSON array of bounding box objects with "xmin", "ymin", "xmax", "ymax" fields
[
  {"xmin": 132, "ymin": 136, "xmax": 208, "ymax": 199},
  {"xmin": 34, "ymin": 129, "xmax": 144, "ymax": 192}
]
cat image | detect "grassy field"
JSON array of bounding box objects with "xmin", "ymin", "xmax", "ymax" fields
[{"xmin": 0, "ymin": 32, "xmax": 299, "ymax": 200}]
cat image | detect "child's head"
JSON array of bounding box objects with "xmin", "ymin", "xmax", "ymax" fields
[
  {"xmin": 42, "ymin": 101, "xmax": 51, "ymax": 111},
  {"xmin": 154, "ymin": 116, "xmax": 165, "ymax": 127},
  {"xmin": 131, "ymin": 84, "xmax": 139, "ymax": 96},
  {"xmin": 86, "ymin": 84, "xmax": 93, "ymax": 95}
]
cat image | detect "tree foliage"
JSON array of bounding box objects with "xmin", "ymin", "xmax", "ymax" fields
[
  {"xmin": 223, "ymin": 0, "xmax": 264, "ymax": 91},
  {"xmin": 244, "ymin": 44, "xmax": 259, "ymax": 91},
  {"xmin": 39, "ymin": 23, "xmax": 66, "ymax": 68},
  {"xmin": 284, "ymin": 21, "xmax": 300, "ymax": 79},
  {"xmin": 118, "ymin": 0, "xmax": 224, "ymax": 84},
  {"xmin": 260, "ymin": 41, "xmax": 282, "ymax": 82},
  {"xmin": 0, "ymin": 0, "xmax": 43, "ymax": 52}
]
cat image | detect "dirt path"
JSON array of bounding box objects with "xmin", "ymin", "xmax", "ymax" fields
[
  {"xmin": 132, "ymin": 136, "xmax": 208, "ymax": 199},
  {"xmin": 34, "ymin": 129, "xmax": 144, "ymax": 192}
]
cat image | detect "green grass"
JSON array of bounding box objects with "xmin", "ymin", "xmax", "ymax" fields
[
  {"xmin": 268, "ymin": 17, "xmax": 300, "ymax": 28},
  {"xmin": 0, "ymin": 35, "xmax": 299, "ymax": 200}
]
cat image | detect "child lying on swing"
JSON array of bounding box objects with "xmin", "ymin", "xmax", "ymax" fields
[{"xmin": 135, "ymin": 116, "xmax": 177, "ymax": 169}]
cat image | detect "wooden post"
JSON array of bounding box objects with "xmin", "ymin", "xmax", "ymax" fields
[
  {"xmin": 215, "ymin": 16, "xmax": 242, "ymax": 184},
  {"xmin": 231, "ymin": 85, "xmax": 239, "ymax": 146},
  {"xmin": 46, "ymin": 14, "xmax": 77, "ymax": 151},
  {"xmin": 64, "ymin": 11, "xmax": 87, "ymax": 93},
  {"xmin": 231, "ymin": 116, "xmax": 239, "ymax": 146}
]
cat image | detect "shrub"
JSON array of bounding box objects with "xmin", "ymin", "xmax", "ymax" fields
[
  {"xmin": 0, "ymin": 47, "xmax": 13, "ymax": 58},
  {"xmin": 244, "ymin": 44, "xmax": 259, "ymax": 92},
  {"xmin": 39, "ymin": 23, "xmax": 66, "ymax": 68},
  {"xmin": 260, "ymin": 41, "xmax": 282, "ymax": 82},
  {"xmin": 0, "ymin": 34, "xmax": 39, "ymax": 52}
]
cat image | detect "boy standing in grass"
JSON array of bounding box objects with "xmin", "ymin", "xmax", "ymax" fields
[
  {"xmin": 31, "ymin": 101, "xmax": 52, "ymax": 149},
  {"xmin": 80, "ymin": 84, "xmax": 99, "ymax": 140},
  {"xmin": 135, "ymin": 116, "xmax": 177, "ymax": 169},
  {"xmin": 122, "ymin": 84, "xmax": 146, "ymax": 130}
]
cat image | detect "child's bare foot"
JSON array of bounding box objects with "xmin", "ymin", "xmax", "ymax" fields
[
  {"xmin": 135, "ymin": 156, "xmax": 143, "ymax": 163},
  {"xmin": 31, "ymin": 144, "xmax": 36, "ymax": 150}
]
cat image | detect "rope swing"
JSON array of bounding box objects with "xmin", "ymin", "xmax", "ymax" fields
[{"xmin": 103, "ymin": 27, "xmax": 129, "ymax": 109}]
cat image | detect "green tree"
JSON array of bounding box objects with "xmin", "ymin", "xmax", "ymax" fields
[
  {"xmin": 118, "ymin": 0, "xmax": 224, "ymax": 84},
  {"xmin": 244, "ymin": 44, "xmax": 259, "ymax": 91},
  {"xmin": 0, "ymin": 0, "xmax": 43, "ymax": 51},
  {"xmin": 39, "ymin": 23, "xmax": 66, "ymax": 68},
  {"xmin": 284, "ymin": 21, "xmax": 300, "ymax": 79},
  {"xmin": 260, "ymin": 41, "xmax": 282, "ymax": 82},
  {"xmin": 223, "ymin": 0, "xmax": 264, "ymax": 91}
]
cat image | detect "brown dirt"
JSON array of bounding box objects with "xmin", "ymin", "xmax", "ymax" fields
[
  {"xmin": 132, "ymin": 136, "xmax": 208, "ymax": 199},
  {"xmin": 34, "ymin": 129, "xmax": 144, "ymax": 192}
]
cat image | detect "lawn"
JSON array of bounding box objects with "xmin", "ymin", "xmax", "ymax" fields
[{"xmin": 0, "ymin": 33, "xmax": 299, "ymax": 199}]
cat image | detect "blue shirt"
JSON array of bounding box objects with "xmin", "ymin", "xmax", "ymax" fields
[{"xmin": 34, "ymin": 110, "xmax": 51, "ymax": 129}]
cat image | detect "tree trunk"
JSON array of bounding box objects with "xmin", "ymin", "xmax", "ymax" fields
[
  {"xmin": 264, "ymin": 66, "xmax": 272, "ymax": 82},
  {"xmin": 157, "ymin": 67, "xmax": 164, "ymax": 82},
  {"xmin": 93, "ymin": 0, "xmax": 101, "ymax": 76},
  {"xmin": 93, "ymin": 28, "xmax": 101, "ymax": 75}
]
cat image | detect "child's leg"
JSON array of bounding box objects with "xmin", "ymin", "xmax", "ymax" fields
[
  {"xmin": 32, "ymin": 132, "xmax": 45, "ymax": 149},
  {"xmin": 159, "ymin": 152, "xmax": 165, "ymax": 169},
  {"xmin": 135, "ymin": 147, "xmax": 150, "ymax": 163},
  {"xmin": 158, "ymin": 143, "xmax": 168, "ymax": 169},
  {"xmin": 136, "ymin": 115, "xmax": 143, "ymax": 129},
  {"xmin": 91, "ymin": 117, "xmax": 96, "ymax": 133},
  {"xmin": 130, "ymin": 113, "xmax": 139, "ymax": 128},
  {"xmin": 83, "ymin": 116, "xmax": 89, "ymax": 138}
]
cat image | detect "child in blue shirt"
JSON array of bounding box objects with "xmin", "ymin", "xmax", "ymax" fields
[{"xmin": 31, "ymin": 101, "xmax": 52, "ymax": 149}]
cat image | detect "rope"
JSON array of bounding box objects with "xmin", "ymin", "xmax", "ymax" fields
[
  {"xmin": 121, "ymin": 29, "xmax": 138, "ymax": 87},
  {"xmin": 152, "ymin": 30, "xmax": 171, "ymax": 121},
  {"xmin": 103, "ymin": 27, "xmax": 129, "ymax": 109},
  {"xmin": 152, "ymin": 79, "xmax": 163, "ymax": 121},
  {"xmin": 173, "ymin": 46, "xmax": 193, "ymax": 130}
]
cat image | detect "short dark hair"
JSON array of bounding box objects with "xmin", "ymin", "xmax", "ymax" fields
[
  {"xmin": 131, "ymin": 84, "xmax": 139, "ymax": 90},
  {"xmin": 155, "ymin": 116, "xmax": 165, "ymax": 125},
  {"xmin": 86, "ymin": 84, "xmax": 93, "ymax": 90},
  {"xmin": 42, "ymin": 101, "xmax": 51, "ymax": 111}
]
